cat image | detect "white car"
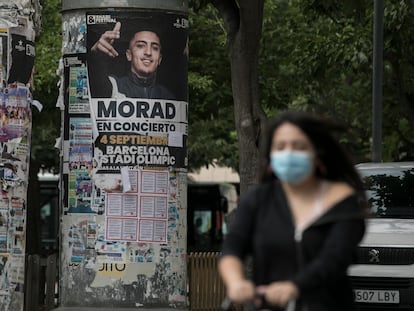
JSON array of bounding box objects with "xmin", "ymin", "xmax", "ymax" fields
[{"xmin": 348, "ymin": 162, "xmax": 414, "ymax": 310}]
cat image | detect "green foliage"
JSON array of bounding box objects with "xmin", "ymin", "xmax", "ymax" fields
[
  {"xmin": 188, "ymin": 4, "xmax": 238, "ymax": 171},
  {"xmin": 189, "ymin": 0, "xmax": 414, "ymax": 173},
  {"xmin": 257, "ymin": 0, "xmax": 414, "ymax": 163},
  {"xmin": 257, "ymin": 0, "xmax": 373, "ymax": 162},
  {"xmin": 32, "ymin": 0, "xmax": 61, "ymax": 172},
  {"xmin": 31, "ymin": 0, "xmax": 414, "ymax": 174}
]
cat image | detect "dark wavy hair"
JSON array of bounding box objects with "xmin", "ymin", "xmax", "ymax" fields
[{"xmin": 259, "ymin": 111, "xmax": 365, "ymax": 193}]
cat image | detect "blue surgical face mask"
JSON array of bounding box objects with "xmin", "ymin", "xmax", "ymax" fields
[{"xmin": 270, "ymin": 150, "xmax": 314, "ymax": 184}]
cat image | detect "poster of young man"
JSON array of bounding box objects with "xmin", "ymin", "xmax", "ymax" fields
[{"xmin": 86, "ymin": 11, "xmax": 188, "ymax": 101}]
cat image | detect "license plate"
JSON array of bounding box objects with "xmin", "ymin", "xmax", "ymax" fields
[{"xmin": 354, "ymin": 289, "xmax": 400, "ymax": 303}]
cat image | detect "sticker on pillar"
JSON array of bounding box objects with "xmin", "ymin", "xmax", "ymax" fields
[
  {"xmin": 7, "ymin": 254, "xmax": 24, "ymax": 284},
  {"xmin": 95, "ymin": 234, "xmax": 126, "ymax": 264},
  {"xmin": 1, "ymin": 141, "xmax": 29, "ymax": 163},
  {"xmin": 0, "ymin": 163, "xmax": 25, "ymax": 193},
  {"xmin": 68, "ymin": 170, "xmax": 94, "ymax": 214},
  {"xmin": 68, "ymin": 65, "xmax": 89, "ymax": 114},
  {"xmin": 66, "ymin": 117, "xmax": 94, "ymax": 214},
  {"xmin": 0, "ymin": 254, "xmax": 10, "ymax": 290},
  {"xmin": 168, "ymin": 173, "xmax": 178, "ymax": 200},
  {"xmin": 68, "ymin": 117, "xmax": 93, "ymax": 170},
  {"xmin": 69, "ymin": 220, "xmax": 88, "ymax": 263},
  {"xmin": 9, "ymin": 198, "xmax": 25, "ymax": 253},
  {"xmin": 0, "ymin": 28, "xmax": 9, "ymax": 87},
  {"xmin": 8, "ymin": 34, "xmax": 35, "ymax": 85},
  {"xmin": 139, "ymin": 219, "xmax": 167, "ymax": 243},
  {"xmin": 102, "ymin": 169, "xmax": 169, "ymax": 243},
  {"xmin": 0, "ymin": 206, "xmax": 7, "ymax": 253},
  {"xmin": 0, "ymin": 86, "xmax": 31, "ymax": 143},
  {"xmin": 10, "ymin": 223, "xmax": 25, "ymax": 255},
  {"xmin": 62, "ymin": 54, "xmax": 90, "ymax": 116},
  {"xmin": 128, "ymin": 243, "xmax": 154, "ymax": 263},
  {"xmin": 62, "ymin": 15, "xmax": 87, "ymax": 54}
]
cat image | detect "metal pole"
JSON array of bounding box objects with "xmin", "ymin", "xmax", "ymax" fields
[{"xmin": 372, "ymin": 0, "xmax": 384, "ymax": 162}]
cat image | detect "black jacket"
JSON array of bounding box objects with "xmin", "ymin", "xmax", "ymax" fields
[
  {"xmin": 113, "ymin": 73, "xmax": 175, "ymax": 100},
  {"xmin": 220, "ymin": 181, "xmax": 366, "ymax": 311}
]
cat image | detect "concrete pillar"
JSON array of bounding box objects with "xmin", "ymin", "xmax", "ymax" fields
[
  {"xmin": 57, "ymin": 0, "xmax": 188, "ymax": 309},
  {"xmin": 0, "ymin": 1, "xmax": 40, "ymax": 310}
]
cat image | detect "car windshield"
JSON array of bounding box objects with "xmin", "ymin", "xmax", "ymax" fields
[{"xmin": 358, "ymin": 166, "xmax": 414, "ymax": 218}]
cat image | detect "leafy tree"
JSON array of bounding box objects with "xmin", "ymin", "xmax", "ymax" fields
[
  {"xmin": 32, "ymin": 0, "xmax": 61, "ymax": 173},
  {"xmin": 189, "ymin": 0, "xmax": 414, "ymax": 194},
  {"xmin": 260, "ymin": 0, "xmax": 374, "ymax": 162},
  {"xmin": 190, "ymin": 0, "xmax": 266, "ymax": 193},
  {"xmin": 27, "ymin": 0, "xmax": 61, "ymax": 254},
  {"xmin": 32, "ymin": 0, "xmax": 414, "ymax": 194},
  {"xmin": 283, "ymin": 0, "xmax": 414, "ymax": 162},
  {"xmin": 188, "ymin": 5, "xmax": 238, "ymax": 171}
]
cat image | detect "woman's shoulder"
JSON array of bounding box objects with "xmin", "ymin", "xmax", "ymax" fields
[
  {"xmin": 326, "ymin": 181, "xmax": 354, "ymax": 195},
  {"xmin": 239, "ymin": 180, "xmax": 282, "ymax": 205},
  {"xmin": 243, "ymin": 180, "xmax": 281, "ymax": 196},
  {"xmin": 318, "ymin": 180, "xmax": 367, "ymax": 221},
  {"xmin": 324, "ymin": 181, "xmax": 355, "ymax": 210}
]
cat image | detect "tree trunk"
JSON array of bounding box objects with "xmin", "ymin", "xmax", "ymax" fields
[{"xmin": 213, "ymin": 0, "xmax": 266, "ymax": 193}]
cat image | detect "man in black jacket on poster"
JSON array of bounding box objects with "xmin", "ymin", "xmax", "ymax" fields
[{"xmin": 88, "ymin": 22, "xmax": 175, "ymax": 100}]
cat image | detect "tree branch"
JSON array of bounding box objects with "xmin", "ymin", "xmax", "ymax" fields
[{"xmin": 211, "ymin": 0, "xmax": 240, "ymax": 43}]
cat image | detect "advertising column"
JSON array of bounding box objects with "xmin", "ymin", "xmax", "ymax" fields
[
  {"xmin": 59, "ymin": 1, "xmax": 188, "ymax": 308},
  {"xmin": 0, "ymin": 1, "xmax": 40, "ymax": 310}
]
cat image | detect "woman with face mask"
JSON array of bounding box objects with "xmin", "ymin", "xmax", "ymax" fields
[{"xmin": 218, "ymin": 111, "xmax": 368, "ymax": 311}]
